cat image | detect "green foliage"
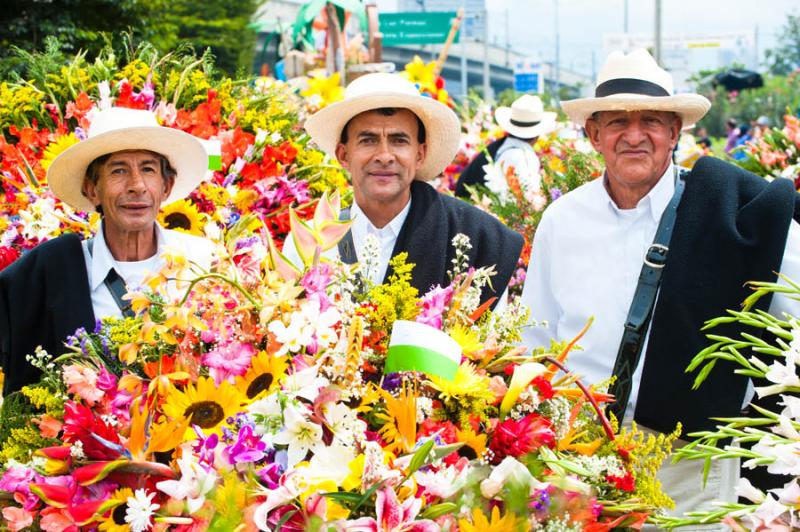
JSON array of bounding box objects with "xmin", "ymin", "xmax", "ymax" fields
[{"xmin": 765, "ymin": 11, "xmax": 800, "ymax": 76}]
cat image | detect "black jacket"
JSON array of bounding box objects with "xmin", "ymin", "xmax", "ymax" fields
[
  {"xmin": 387, "ymin": 181, "xmax": 524, "ymax": 307},
  {"xmin": 0, "ymin": 233, "xmax": 96, "ymax": 394}
]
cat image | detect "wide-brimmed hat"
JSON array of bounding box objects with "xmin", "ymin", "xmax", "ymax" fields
[
  {"xmin": 561, "ymin": 49, "xmax": 710, "ymax": 127},
  {"xmin": 48, "ymin": 107, "xmax": 208, "ymax": 213},
  {"xmin": 495, "ymin": 94, "xmax": 556, "ymax": 139},
  {"xmin": 304, "ymin": 73, "xmax": 460, "ymax": 181}
]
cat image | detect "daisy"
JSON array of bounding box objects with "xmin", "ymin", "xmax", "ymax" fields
[{"xmin": 125, "ymin": 489, "xmax": 159, "ymax": 532}]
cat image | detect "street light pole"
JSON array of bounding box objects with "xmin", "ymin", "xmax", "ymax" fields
[
  {"xmin": 460, "ymin": 1, "xmax": 468, "ymax": 103},
  {"xmin": 654, "ymin": 0, "xmax": 662, "ymax": 65},
  {"xmin": 554, "ymin": 0, "xmax": 560, "ymax": 101}
]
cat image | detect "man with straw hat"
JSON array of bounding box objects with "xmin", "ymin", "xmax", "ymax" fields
[
  {"xmin": 520, "ymin": 49, "xmax": 800, "ymax": 522},
  {"xmin": 0, "ymin": 107, "xmax": 214, "ymax": 395},
  {"xmin": 289, "ymin": 72, "xmax": 523, "ymax": 306},
  {"xmin": 455, "ymin": 94, "xmax": 556, "ymax": 198}
]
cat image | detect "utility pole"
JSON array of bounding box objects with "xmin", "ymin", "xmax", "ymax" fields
[
  {"xmin": 624, "ymin": 0, "xmax": 629, "ymax": 33},
  {"xmin": 754, "ymin": 24, "xmax": 759, "ymax": 69},
  {"xmin": 460, "ymin": 0, "xmax": 468, "ymax": 103},
  {"xmin": 483, "ymin": 9, "xmax": 490, "ymax": 101},
  {"xmin": 654, "ymin": 0, "xmax": 662, "ymax": 65},
  {"xmin": 554, "ymin": 0, "xmax": 560, "ymax": 101}
]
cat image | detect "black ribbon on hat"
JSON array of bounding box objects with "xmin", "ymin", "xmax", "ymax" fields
[
  {"xmin": 595, "ymin": 78, "xmax": 670, "ymax": 97},
  {"xmin": 509, "ymin": 118, "xmax": 541, "ymax": 127}
]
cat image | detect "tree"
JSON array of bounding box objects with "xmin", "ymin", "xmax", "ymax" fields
[{"xmin": 765, "ymin": 12, "xmax": 800, "ymax": 76}]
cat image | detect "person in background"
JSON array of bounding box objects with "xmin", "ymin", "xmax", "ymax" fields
[{"xmin": 724, "ymin": 117, "xmax": 740, "ymax": 154}]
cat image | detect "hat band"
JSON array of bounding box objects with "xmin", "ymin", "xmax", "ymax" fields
[
  {"xmin": 509, "ymin": 118, "xmax": 541, "ymax": 128},
  {"xmin": 595, "ymin": 78, "xmax": 670, "ymax": 98}
]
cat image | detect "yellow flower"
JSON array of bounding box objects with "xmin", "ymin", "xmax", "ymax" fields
[
  {"xmin": 450, "ymin": 324, "xmax": 483, "ymax": 358},
  {"xmin": 158, "ymin": 199, "xmax": 206, "ymax": 235},
  {"xmin": 233, "ymin": 189, "xmax": 259, "ymax": 212},
  {"xmin": 163, "ymin": 377, "xmax": 244, "ymax": 441},
  {"xmin": 458, "ymin": 506, "xmax": 521, "ymax": 532},
  {"xmin": 97, "ymin": 487, "xmax": 134, "ymax": 531},
  {"xmin": 428, "ymin": 363, "xmax": 494, "ymax": 423},
  {"xmin": 402, "ymin": 55, "xmax": 437, "ymax": 93},
  {"xmin": 235, "ymin": 350, "xmax": 289, "ymax": 400},
  {"xmin": 455, "ymin": 426, "xmax": 487, "ymax": 460},
  {"xmin": 301, "ymin": 71, "xmax": 345, "ymax": 108},
  {"xmin": 375, "ymin": 383, "xmax": 417, "ymax": 454},
  {"xmin": 40, "ymin": 133, "xmax": 79, "ymax": 170}
]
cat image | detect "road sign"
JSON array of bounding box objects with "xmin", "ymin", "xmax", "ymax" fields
[
  {"xmin": 514, "ymin": 60, "xmax": 543, "ymax": 93},
  {"xmin": 379, "ymin": 12, "xmax": 460, "ymax": 46}
]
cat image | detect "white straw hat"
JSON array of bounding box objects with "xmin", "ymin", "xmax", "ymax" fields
[
  {"xmin": 561, "ymin": 49, "xmax": 710, "ymax": 127},
  {"xmin": 495, "ymin": 94, "xmax": 556, "ymax": 139},
  {"xmin": 48, "ymin": 107, "xmax": 208, "ymax": 213},
  {"xmin": 304, "ymin": 73, "xmax": 460, "ymax": 181}
]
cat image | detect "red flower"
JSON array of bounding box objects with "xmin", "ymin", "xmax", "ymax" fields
[
  {"xmin": 489, "ymin": 414, "xmax": 555, "ymax": 464},
  {"xmin": 61, "ymin": 402, "xmax": 123, "ymax": 460},
  {"xmin": 219, "ymin": 127, "xmax": 255, "ymax": 169},
  {"xmin": 418, "ymin": 419, "xmax": 458, "ymax": 444},
  {"xmin": 606, "ymin": 472, "xmax": 635, "ymax": 492},
  {"xmin": 531, "ymin": 375, "xmax": 554, "ymax": 400},
  {"xmin": 0, "ymin": 246, "xmax": 20, "ymax": 271}
]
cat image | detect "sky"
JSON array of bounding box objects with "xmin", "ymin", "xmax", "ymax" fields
[{"xmin": 486, "ymin": 0, "xmax": 797, "ymax": 77}]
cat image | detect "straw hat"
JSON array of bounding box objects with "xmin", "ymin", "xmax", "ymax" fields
[
  {"xmin": 494, "ymin": 94, "xmax": 556, "ymax": 139},
  {"xmin": 48, "ymin": 107, "xmax": 208, "ymax": 213},
  {"xmin": 561, "ymin": 49, "xmax": 710, "ymax": 127},
  {"xmin": 304, "ymin": 73, "xmax": 460, "ymax": 181}
]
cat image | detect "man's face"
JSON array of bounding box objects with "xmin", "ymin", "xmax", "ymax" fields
[
  {"xmin": 335, "ymin": 109, "xmax": 427, "ymax": 212},
  {"xmin": 585, "ymin": 110, "xmax": 680, "ymax": 194},
  {"xmin": 83, "ymin": 150, "xmax": 175, "ymax": 235}
]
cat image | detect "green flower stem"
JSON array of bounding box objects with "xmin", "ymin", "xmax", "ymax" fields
[{"xmin": 178, "ymin": 273, "xmax": 260, "ymax": 308}]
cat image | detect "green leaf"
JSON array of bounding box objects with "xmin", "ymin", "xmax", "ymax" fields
[
  {"xmin": 420, "ymin": 502, "xmax": 458, "ymax": 519},
  {"xmin": 407, "ymin": 438, "xmax": 436, "ymax": 476}
]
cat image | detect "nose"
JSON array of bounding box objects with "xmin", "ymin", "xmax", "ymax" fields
[
  {"xmin": 126, "ymin": 169, "xmax": 148, "ymax": 193},
  {"xmin": 372, "ymin": 138, "xmax": 396, "ymax": 165},
  {"xmin": 621, "ymin": 121, "xmax": 647, "ymax": 146}
]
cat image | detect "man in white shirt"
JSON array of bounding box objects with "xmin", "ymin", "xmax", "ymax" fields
[
  {"xmin": 0, "ymin": 107, "xmax": 214, "ymax": 394},
  {"xmin": 455, "ymin": 94, "xmax": 556, "ymax": 199},
  {"xmin": 520, "ymin": 49, "xmax": 800, "ymax": 525},
  {"xmin": 285, "ymin": 73, "xmax": 524, "ymax": 305}
]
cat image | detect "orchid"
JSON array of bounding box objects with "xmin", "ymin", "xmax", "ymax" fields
[{"xmin": 156, "ymin": 454, "xmax": 218, "ymax": 513}]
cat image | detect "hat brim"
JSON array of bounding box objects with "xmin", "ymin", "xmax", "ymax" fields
[
  {"xmin": 47, "ymin": 127, "xmax": 209, "ymax": 213},
  {"xmin": 494, "ymin": 107, "xmax": 557, "ymax": 139},
  {"xmin": 304, "ymin": 92, "xmax": 460, "ymax": 181},
  {"xmin": 561, "ymin": 93, "xmax": 711, "ymax": 128}
]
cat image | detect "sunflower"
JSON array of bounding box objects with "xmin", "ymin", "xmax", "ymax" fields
[
  {"xmin": 97, "ymin": 487, "xmax": 134, "ymax": 532},
  {"xmin": 158, "ymin": 199, "xmax": 205, "ymax": 235},
  {"xmin": 163, "ymin": 377, "xmax": 244, "ymax": 441},
  {"xmin": 458, "ymin": 506, "xmax": 521, "ymax": 532},
  {"xmin": 41, "ymin": 133, "xmax": 79, "ymax": 171},
  {"xmin": 235, "ymin": 350, "xmax": 289, "ymax": 400},
  {"xmin": 456, "ymin": 426, "xmax": 488, "ymax": 461}
]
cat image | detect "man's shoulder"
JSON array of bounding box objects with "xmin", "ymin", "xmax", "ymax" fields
[
  {"xmin": 544, "ymin": 178, "xmax": 601, "ymax": 217},
  {"xmin": 0, "ymin": 233, "xmax": 84, "ymax": 282}
]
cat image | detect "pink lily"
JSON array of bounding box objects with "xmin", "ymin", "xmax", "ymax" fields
[{"xmin": 343, "ymin": 488, "xmax": 438, "ymax": 532}]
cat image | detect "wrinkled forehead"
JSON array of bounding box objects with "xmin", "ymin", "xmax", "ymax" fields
[
  {"xmin": 345, "ymin": 108, "xmax": 421, "ymax": 135},
  {"xmin": 102, "ymin": 149, "xmax": 165, "ymax": 164}
]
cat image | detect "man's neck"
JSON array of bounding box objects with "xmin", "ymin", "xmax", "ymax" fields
[
  {"xmin": 103, "ymin": 223, "xmax": 158, "ymax": 262},
  {"xmin": 355, "ymin": 193, "xmax": 411, "ymax": 229}
]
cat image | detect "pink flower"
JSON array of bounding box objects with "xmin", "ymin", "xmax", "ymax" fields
[
  {"xmin": 2, "ymin": 507, "xmax": 34, "ymax": 531},
  {"xmin": 39, "ymin": 507, "xmax": 77, "ymax": 532},
  {"xmin": 62, "ymin": 365, "xmax": 104, "ymax": 404},
  {"xmin": 416, "ymin": 284, "xmax": 454, "ymax": 330},
  {"xmin": 202, "ymin": 341, "xmax": 256, "ymax": 383},
  {"xmin": 346, "ymin": 488, "xmax": 438, "ymax": 532},
  {"xmin": 0, "ymin": 466, "xmax": 36, "ymax": 493}
]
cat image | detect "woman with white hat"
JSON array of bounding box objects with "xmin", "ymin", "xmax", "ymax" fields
[
  {"xmin": 0, "ymin": 107, "xmax": 214, "ymax": 394},
  {"xmin": 455, "ymin": 94, "xmax": 556, "ymax": 198}
]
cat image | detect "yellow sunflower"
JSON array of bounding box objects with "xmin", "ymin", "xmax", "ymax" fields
[
  {"xmin": 163, "ymin": 377, "xmax": 244, "ymax": 441},
  {"xmin": 96, "ymin": 486, "xmax": 134, "ymax": 532},
  {"xmin": 458, "ymin": 506, "xmax": 521, "ymax": 532},
  {"xmin": 158, "ymin": 199, "xmax": 205, "ymax": 235},
  {"xmin": 40, "ymin": 133, "xmax": 79, "ymax": 170},
  {"xmin": 235, "ymin": 350, "xmax": 289, "ymax": 400},
  {"xmin": 456, "ymin": 426, "xmax": 487, "ymax": 460}
]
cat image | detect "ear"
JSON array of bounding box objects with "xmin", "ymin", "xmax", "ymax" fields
[
  {"xmin": 82, "ymin": 178, "xmax": 101, "ymax": 208},
  {"xmin": 584, "ymin": 119, "xmax": 602, "ymax": 151},
  {"xmin": 335, "ymin": 143, "xmax": 351, "ymax": 172},
  {"xmin": 162, "ymin": 174, "xmax": 176, "ymax": 197},
  {"xmin": 416, "ymin": 141, "xmax": 427, "ymax": 166},
  {"xmin": 670, "ymin": 116, "xmax": 683, "ymax": 149}
]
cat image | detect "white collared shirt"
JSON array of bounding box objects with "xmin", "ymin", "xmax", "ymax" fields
[
  {"xmin": 82, "ymin": 222, "xmax": 215, "ymax": 319},
  {"xmin": 281, "ymin": 199, "xmax": 411, "ymax": 286},
  {"xmin": 520, "ymin": 163, "xmax": 800, "ymax": 420}
]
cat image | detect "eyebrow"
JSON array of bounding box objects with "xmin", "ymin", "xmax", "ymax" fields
[
  {"xmin": 107, "ymin": 158, "xmax": 159, "ymax": 167},
  {"xmin": 355, "ymin": 130, "xmax": 411, "ymax": 140}
]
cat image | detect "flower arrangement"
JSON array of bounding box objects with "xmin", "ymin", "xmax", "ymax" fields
[
  {"xmin": 0, "ymin": 40, "xmax": 350, "ymax": 272},
  {"xmin": 0, "ymin": 198, "xmax": 674, "ymax": 530},
  {"xmin": 730, "ymin": 114, "xmax": 800, "ymax": 188},
  {"xmin": 654, "ymin": 277, "xmax": 800, "ymax": 529}
]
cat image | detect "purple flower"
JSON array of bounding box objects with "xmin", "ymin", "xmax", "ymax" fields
[
  {"xmin": 224, "ymin": 424, "xmax": 268, "ymax": 465},
  {"xmin": 74, "ymin": 127, "xmax": 87, "ymax": 140},
  {"xmin": 256, "ymin": 462, "xmax": 282, "ymax": 489},
  {"xmin": 0, "ymin": 466, "xmax": 36, "ymax": 493},
  {"xmin": 302, "ymin": 264, "xmax": 334, "ymax": 311},
  {"xmin": 549, "ymin": 188, "xmax": 563, "ymax": 201},
  {"xmin": 416, "ymin": 284, "xmax": 454, "ymax": 330},
  {"xmin": 381, "ymin": 372, "xmax": 403, "ymax": 392},
  {"xmin": 192, "ymin": 431, "xmax": 220, "ymax": 465}
]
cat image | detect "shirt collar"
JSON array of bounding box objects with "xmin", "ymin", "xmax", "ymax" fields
[
  {"xmin": 89, "ymin": 222, "xmax": 165, "ymax": 290},
  {"xmin": 602, "ymin": 163, "xmax": 675, "ymax": 223},
  {"xmin": 350, "ymin": 198, "xmax": 412, "ymax": 239}
]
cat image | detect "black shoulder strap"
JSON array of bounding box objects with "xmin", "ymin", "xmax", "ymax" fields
[
  {"xmin": 337, "ymin": 207, "xmax": 358, "ymax": 265},
  {"xmin": 607, "ymin": 168, "xmax": 687, "ymax": 421},
  {"xmin": 86, "ymin": 237, "xmax": 135, "ymax": 318}
]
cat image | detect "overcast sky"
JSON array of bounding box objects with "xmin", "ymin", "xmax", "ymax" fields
[{"xmin": 485, "ymin": 0, "xmax": 797, "ymax": 76}]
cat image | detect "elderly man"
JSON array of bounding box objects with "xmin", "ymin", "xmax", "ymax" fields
[
  {"xmin": 287, "ymin": 73, "xmax": 523, "ymax": 306},
  {"xmin": 0, "ymin": 107, "xmax": 214, "ymax": 394},
  {"xmin": 520, "ymin": 49, "xmax": 800, "ymax": 523}
]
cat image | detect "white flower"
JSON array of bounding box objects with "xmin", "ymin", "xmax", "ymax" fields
[
  {"xmin": 780, "ymin": 395, "xmax": 800, "ymax": 421},
  {"xmin": 273, "ymin": 404, "xmax": 323, "ymax": 467},
  {"xmin": 300, "ymin": 300, "xmax": 340, "ymax": 349},
  {"xmin": 125, "ymin": 489, "xmax": 160, "ymax": 532},
  {"xmin": 415, "ymin": 463, "xmax": 462, "ymax": 498},
  {"xmin": 306, "ymin": 442, "xmax": 356, "ymax": 485},
  {"xmin": 734, "ymin": 476, "xmax": 766, "ymax": 504},
  {"xmin": 479, "ymin": 456, "xmax": 548, "ymax": 499},
  {"xmin": 268, "ymin": 312, "xmax": 312, "ymax": 354},
  {"xmin": 282, "ymin": 365, "xmax": 328, "ymax": 402},
  {"xmin": 746, "ymin": 438, "xmax": 800, "ymax": 476},
  {"xmin": 482, "ymin": 162, "xmax": 510, "ymax": 200},
  {"xmin": 324, "ymin": 402, "xmax": 365, "ymax": 445},
  {"xmin": 156, "ymin": 454, "xmax": 217, "ymax": 513}
]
